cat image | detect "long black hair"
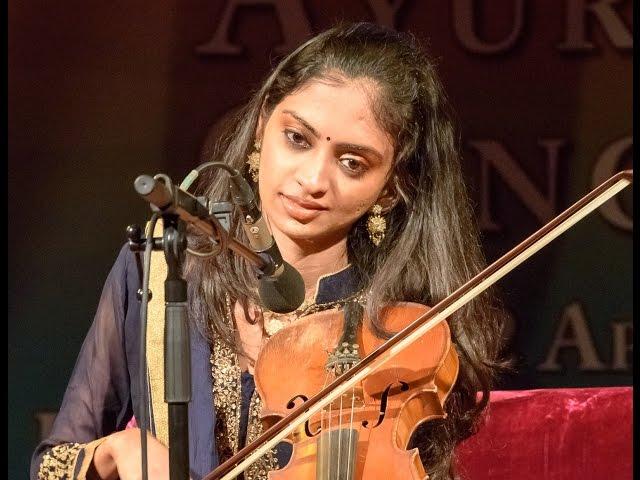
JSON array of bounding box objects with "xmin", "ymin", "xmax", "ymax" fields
[{"xmin": 184, "ymin": 22, "xmax": 510, "ymax": 479}]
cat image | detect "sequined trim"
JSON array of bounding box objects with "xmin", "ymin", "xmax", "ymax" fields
[
  {"xmin": 263, "ymin": 289, "xmax": 367, "ymax": 337},
  {"xmin": 245, "ymin": 390, "xmax": 278, "ymax": 479},
  {"xmin": 38, "ymin": 443, "xmax": 82, "ymax": 480},
  {"xmin": 212, "ymin": 292, "xmax": 368, "ymax": 479},
  {"xmin": 211, "ymin": 296, "xmax": 276, "ymax": 479},
  {"xmin": 211, "ymin": 306, "xmax": 241, "ymax": 461}
]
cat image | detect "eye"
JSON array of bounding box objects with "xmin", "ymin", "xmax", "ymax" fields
[
  {"xmin": 339, "ymin": 157, "xmax": 367, "ymax": 176},
  {"xmin": 284, "ymin": 129, "xmax": 310, "ymax": 149}
]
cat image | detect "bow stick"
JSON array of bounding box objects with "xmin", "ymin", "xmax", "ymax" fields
[{"xmin": 205, "ymin": 169, "xmax": 633, "ymax": 480}]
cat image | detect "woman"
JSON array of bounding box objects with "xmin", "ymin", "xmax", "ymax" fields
[{"xmin": 32, "ymin": 22, "xmax": 508, "ymax": 480}]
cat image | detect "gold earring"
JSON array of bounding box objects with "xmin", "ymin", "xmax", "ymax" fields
[
  {"xmin": 367, "ymin": 204, "xmax": 386, "ymax": 246},
  {"xmin": 246, "ymin": 139, "xmax": 261, "ymax": 182}
]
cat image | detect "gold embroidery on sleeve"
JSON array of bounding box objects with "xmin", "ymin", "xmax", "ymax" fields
[{"xmin": 38, "ymin": 443, "xmax": 82, "ymax": 480}]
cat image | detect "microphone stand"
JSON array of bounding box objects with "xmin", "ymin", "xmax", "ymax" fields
[
  {"xmin": 132, "ymin": 172, "xmax": 276, "ymax": 480},
  {"xmin": 161, "ymin": 213, "xmax": 190, "ymax": 480}
]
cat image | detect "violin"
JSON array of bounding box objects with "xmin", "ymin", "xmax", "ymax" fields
[
  {"xmin": 203, "ymin": 170, "xmax": 632, "ymax": 480},
  {"xmin": 256, "ymin": 302, "xmax": 457, "ymax": 479}
]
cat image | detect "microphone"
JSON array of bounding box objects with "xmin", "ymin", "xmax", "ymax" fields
[{"xmin": 228, "ymin": 172, "xmax": 305, "ymax": 314}]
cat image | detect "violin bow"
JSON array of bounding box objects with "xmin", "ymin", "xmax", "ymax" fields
[{"xmin": 205, "ymin": 169, "xmax": 633, "ymax": 480}]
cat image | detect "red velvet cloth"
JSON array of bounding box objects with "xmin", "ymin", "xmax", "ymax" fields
[
  {"xmin": 454, "ymin": 387, "xmax": 632, "ymax": 480},
  {"xmin": 125, "ymin": 387, "xmax": 632, "ymax": 478}
]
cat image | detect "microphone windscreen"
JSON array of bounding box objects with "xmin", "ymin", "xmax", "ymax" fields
[
  {"xmin": 134, "ymin": 175, "xmax": 172, "ymax": 209},
  {"xmin": 258, "ymin": 262, "xmax": 305, "ymax": 314}
]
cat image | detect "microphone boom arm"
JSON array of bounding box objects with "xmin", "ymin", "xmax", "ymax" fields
[{"xmin": 134, "ymin": 174, "xmax": 273, "ymax": 273}]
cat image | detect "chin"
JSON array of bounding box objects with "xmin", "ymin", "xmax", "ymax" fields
[
  {"xmin": 279, "ymin": 223, "xmax": 324, "ymax": 242},
  {"xmin": 278, "ymin": 220, "xmax": 349, "ymax": 248}
]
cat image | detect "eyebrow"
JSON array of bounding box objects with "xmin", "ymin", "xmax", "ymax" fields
[
  {"xmin": 281, "ymin": 109, "xmax": 384, "ymax": 161},
  {"xmin": 282, "ymin": 110, "xmax": 320, "ymax": 139},
  {"xmin": 336, "ymin": 143, "xmax": 383, "ymax": 161}
]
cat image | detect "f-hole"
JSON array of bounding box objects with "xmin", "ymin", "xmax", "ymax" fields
[
  {"xmin": 287, "ymin": 394, "xmax": 321, "ymax": 437},
  {"xmin": 362, "ymin": 381, "xmax": 409, "ymax": 429}
]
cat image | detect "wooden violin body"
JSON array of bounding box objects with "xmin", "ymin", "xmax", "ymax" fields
[
  {"xmin": 204, "ymin": 171, "xmax": 632, "ymax": 480},
  {"xmin": 254, "ymin": 302, "xmax": 459, "ymax": 480}
]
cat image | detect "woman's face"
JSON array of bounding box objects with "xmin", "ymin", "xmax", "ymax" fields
[{"xmin": 258, "ymin": 77, "xmax": 394, "ymax": 249}]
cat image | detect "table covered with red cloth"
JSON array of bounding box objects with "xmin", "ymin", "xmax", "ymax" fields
[{"xmin": 454, "ymin": 386, "xmax": 632, "ymax": 479}]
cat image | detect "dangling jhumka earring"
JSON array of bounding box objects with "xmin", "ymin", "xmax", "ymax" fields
[
  {"xmin": 246, "ymin": 139, "xmax": 261, "ymax": 182},
  {"xmin": 367, "ymin": 204, "xmax": 386, "ymax": 246}
]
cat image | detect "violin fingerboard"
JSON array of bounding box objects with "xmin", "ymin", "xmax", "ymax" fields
[{"xmin": 316, "ymin": 428, "xmax": 359, "ymax": 480}]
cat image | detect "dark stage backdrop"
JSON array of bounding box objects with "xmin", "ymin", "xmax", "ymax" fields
[{"xmin": 8, "ymin": 1, "xmax": 633, "ymax": 477}]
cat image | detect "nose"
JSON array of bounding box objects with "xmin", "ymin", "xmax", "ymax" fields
[{"xmin": 294, "ymin": 150, "xmax": 331, "ymax": 197}]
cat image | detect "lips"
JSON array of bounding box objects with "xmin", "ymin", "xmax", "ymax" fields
[{"xmin": 279, "ymin": 193, "xmax": 328, "ymax": 222}]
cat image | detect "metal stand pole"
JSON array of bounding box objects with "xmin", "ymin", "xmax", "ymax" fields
[{"xmin": 162, "ymin": 214, "xmax": 190, "ymax": 480}]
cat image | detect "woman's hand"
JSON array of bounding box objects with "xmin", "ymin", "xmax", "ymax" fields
[{"xmin": 91, "ymin": 428, "xmax": 170, "ymax": 480}]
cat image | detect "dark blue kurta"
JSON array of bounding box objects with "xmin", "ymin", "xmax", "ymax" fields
[{"xmin": 31, "ymin": 244, "xmax": 359, "ymax": 479}]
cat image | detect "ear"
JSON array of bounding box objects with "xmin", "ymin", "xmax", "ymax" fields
[
  {"xmin": 255, "ymin": 114, "xmax": 264, "ymax": 141},
  {"xmin": 255, "ymin": 99, "xmax": 269, "ymax": 142},
  {"xmin": 375, "ymin": 183, "xmax": 399, "ymax": 214},
  {"xmin": 253, "ymin": 123, "xmax": 263, "ymax": 147}
]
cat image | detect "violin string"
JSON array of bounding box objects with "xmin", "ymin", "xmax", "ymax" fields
[
  {"xmin": 321, "ymin": 369, "xmax": 331, "ymax": 480},
  {"xmin": 320, "ymin": 370, "xmax": 331, "ymax": 430},
  {"xmin": 336, "ymin": 389, "xmax": 344, "ymax": 480},
  {"xmin": 346, "ymin": 385, "xmax": 356, "ymax": 479},
  {"xmin": 326, "ymin": 370, "xmax": 333, "ymax": 479}
]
